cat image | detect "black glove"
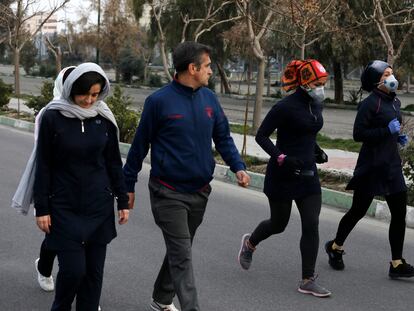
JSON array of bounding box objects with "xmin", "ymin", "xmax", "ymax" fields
[
  {"xmin": 315, "ymin": 145, "xmax": 328, "ymax": 164},
  {"xmin": 283, "ymin": 156, "xmax": 304, "ymax": 170}
]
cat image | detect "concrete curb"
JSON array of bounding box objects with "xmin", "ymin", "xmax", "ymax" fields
[
  {"xmin": 1, "ymin": 115, "xmax": 413, "ymax": 229},
  {"xmin": 0, "ymin": 115, "xmax": 34, "ymax": 132}
]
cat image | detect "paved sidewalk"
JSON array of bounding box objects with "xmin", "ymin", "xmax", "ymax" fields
[
  {"xmin": 8, "ymin": 98, "xmax": 359, "ymax": 177},
  {"xmin": 229, "ymin": 132, "xmax": 357, "ymax": 176},
  {"xmin": 4, "ymin": 102, "xmax": 360, "ymax": 178},
  {"xmin": 8, "ymin": 98, "xmax": 31, "ymax": 114}
]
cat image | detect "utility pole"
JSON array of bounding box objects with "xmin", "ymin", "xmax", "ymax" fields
[
  {"xmin": 39, "ymin": 12, "xmax": 43, "ymax": 63},
  {"xmin": 96, "ymin": 0, "xmax": 101, "ymax": 64}
]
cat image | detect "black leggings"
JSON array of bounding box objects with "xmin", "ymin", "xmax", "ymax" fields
[
  {"xmin": 38, "ymin": 239, "xmax": 57, "ymax": 277},
  {"xmin": 334, "ymin": 190, "xmax": 407, "ymax": 260},
  {"xmin": 250, "ymin": 194, "xmax": 322, "ymax": 279}
]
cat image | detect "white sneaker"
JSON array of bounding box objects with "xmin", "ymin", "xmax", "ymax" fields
[
  {"xmin": 35, "ymin": 258, "xmax": 54, "ymax": 291},
  {"xmin": 150, "ymin": 299, "xmax": 180, "ymax": 311},
  {"xmin": 98, "ymin": 306, "xmax": 101, "ymax": 311}
]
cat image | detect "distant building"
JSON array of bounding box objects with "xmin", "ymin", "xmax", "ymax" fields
[
  {"xmin": 25, "ymin": 12, "xmax": 58, "ymax": 35},
  {"xmin": 139, "ymin": 4, "xmax": 151, "ymax": 28},
  {"xmin": 25, "ymin": 13, "xmax": 58, "ymax": 61}
]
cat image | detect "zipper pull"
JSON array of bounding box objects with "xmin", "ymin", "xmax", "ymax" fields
[{"xmin": 81, "ymin": 120, "xmax": 84, "ymax": 133}]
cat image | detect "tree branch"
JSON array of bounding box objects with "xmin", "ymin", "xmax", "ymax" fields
[
  {"xmin": 394, "ymin": 22, "xmax": 414, "ymax": 62},
  {"xmin": 194, "ymin": 15, "xmax": 243, "ymax": 42}
]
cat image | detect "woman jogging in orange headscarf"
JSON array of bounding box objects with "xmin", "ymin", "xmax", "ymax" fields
[{"xmin": 238, "ymin": 59, "xmax": 331, "ymax": 297}]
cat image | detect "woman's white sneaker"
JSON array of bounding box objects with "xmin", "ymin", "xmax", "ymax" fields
[{"xmin": 35, "ymin": 258, "xmax": 55, "ymax": 291}]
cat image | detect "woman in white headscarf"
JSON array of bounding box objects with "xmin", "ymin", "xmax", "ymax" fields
[
  {"xmin": 34, "ymin": 66, "xmax": 76, "ymax": 293},
  {"xmin": 33, "ymin": 63, "xmax": 129, "ymax": 311}
]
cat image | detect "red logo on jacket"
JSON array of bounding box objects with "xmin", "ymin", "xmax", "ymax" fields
[
  {"xmin": 168, "ymin": 114, "xmax": 184, "ymax": 119},
  {"xmin": 205, "ymin": 106, "xmax": 213, "ymax": 118}
]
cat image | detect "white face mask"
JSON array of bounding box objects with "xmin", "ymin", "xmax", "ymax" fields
[
  {"xmin": 306, "ymin": 86, "xmax": 325, "ymax": 102},
  {"xmin": 383, "ymin": 74, "xmax": 399, "ymax": 92}
]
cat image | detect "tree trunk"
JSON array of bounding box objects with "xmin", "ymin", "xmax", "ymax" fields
[
  {"xmin": 387, "ymin": 48, "xmax": 395, "ymax": 67},
  {"xmin": 242, "ymin": 62, "xmax": 252, "ymax": 157},
  {"xmin": 266, "ymin": 55, "xmax": 271, "ymax": 96},
  {"xmin": 407, "ymin": 73, "xmax": 411, "ymax": 93},
  {"xmin": 115, "ymin": 67, "xmax": 120, "ymax": 83},
  {"xmin": 252, "ymin": 58, "xmax": 265, "ymax": 133},
  {"xmin": 55, "ymin": 49, "xmax": 62, "ymax": 74},
  {"xmin": 143, "ymin": 64, "xmax": 148, "ymax": 83},
  {"xmin": 216, "ymin": 62, "xmax": 231, "ymax": 94},
  {"xmin": 14, "ymin": 48, "xmax": 20, "ymax": 115},
  {"xmin": 159, "ymin": 39, "xmax": 172, "ymax": 82},
  {"xmin": 333, "ymin": 60, "xmax": 343, "ymax": 105}
]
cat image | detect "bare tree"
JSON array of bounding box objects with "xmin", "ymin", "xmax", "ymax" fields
[
  {"xmin": 0, "ymin": 1, "xmax": 14, "ymax": 44},
  {"xmin": 367, "ymin": 0, "xmax": 414, "ymax": 66},
  {"xmin": 176, "ymin": 0, "xmax": 242, "ymax": 94},
  {"xmin": 136, "ymin": 28, "xmax": 155, "ymax": 83},
  {"xmin": 178, "ymin": 0, "xmax": 242, "ymax": 42},
  {"xmin": 236, "ymin": 0, "xmax": 275, "ymax": 133},
  {"xmin": 0, "ymin": 0, "xmax": 70, "ymax": 115},
  {"xmin": 148, "ymin": 0, "xmax": 172, "ymax": 81},
  {"xmin": 101, "ymin": 0, "xmax": 139, "ymax": 82},
  {"xmin": 44, "ymin": 35, "xmax": 62, "ymax": 74},
  {"xmin": 283, "ymin": 0, "xmax": 335, "ymax": 59},
  {"xmin": 252, "ymin": 0, "xmax": 336, "ymax": 59}
]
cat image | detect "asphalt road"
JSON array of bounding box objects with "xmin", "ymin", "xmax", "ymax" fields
[
  {"xmin": 0, "ymin": 73, "xmax": 365, "ymax": 139},
  {"xmin": 1, "ymin": 124, "xmax": 414, "ymax": 311}
]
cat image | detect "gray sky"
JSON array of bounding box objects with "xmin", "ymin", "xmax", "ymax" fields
[{"xmin": 56, "ymin": 0, "xmax": 98, "ymax": 32}]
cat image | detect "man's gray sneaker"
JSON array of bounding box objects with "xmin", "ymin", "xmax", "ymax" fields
[
  {"xmin": 150, "ymin": 299, "xmax": 179, "ymax": 311},
  {"xmin": 297, "ymin": 275, "xmax": 331, "ymax": 298},
  {"xmin": 238, "ymin": 233, "xmax": 255, "ymax": 270}
]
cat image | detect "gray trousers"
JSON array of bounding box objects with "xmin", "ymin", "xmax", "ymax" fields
[{"xmin": 149, "ymin": 179, "xmax": 211, "ymax": 311}]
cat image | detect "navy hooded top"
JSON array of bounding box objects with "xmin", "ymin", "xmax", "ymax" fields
[{"xmin": 346, "ymin": 88, "xmax": 406, "ymax": 196}]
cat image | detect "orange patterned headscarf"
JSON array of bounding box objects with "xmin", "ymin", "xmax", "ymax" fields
[{"xmin": 281, "ymin": 59, "xmax": 328, "ymax": 92}]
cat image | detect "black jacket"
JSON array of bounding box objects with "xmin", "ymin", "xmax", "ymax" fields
[
  {"xmin": 34, "ymin": 110, "xmax": 128, "ymax": 250},
  {"xmin": 347, "ymin": 89, "xmax": 406, "ymax": 196},
  {"xmin": 256, "ymin": 87, "xmax": 323, "ymax": 200}
]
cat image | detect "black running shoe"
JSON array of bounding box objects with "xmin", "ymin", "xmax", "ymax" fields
[
  {"xmin": 389, "ymin": 259, "xmax": 414, "ymax": 279},
  {"xmin": 325, "ymin": 240, "xmax": 345, "ymax": 270}
]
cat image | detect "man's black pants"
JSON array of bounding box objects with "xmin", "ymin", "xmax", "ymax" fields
[{"xmin": 149, "ymin": 179, "xmax": 210, "ymax": 311}]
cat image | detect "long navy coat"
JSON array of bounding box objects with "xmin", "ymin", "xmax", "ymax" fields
[
  {"xmin": 346, "ymin": 89, "xmax": 407, "ymax": 196},
  {"xmin": 256, "ymin": 87, "xmax": 323, "ymax": 200},
  {"xmin": 34, "ymin": 110, "xmax": 128, "ymax": 250}
]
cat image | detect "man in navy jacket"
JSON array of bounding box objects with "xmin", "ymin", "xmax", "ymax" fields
[{"xmin": 123, "ymin": 41, "xmax": 250, "ymax": 311}]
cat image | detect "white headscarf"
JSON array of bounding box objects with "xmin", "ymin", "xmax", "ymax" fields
[
  {"xmin": 12, "ymin": 63, "xmax": 119, "ymax": 215},
  {"xmin": 34, "ymin": 66, "xmax": 76, "ymax": 141},
  {"xmin": 53, "ymin": 66, "xmax": 76, "ymax": 100}
]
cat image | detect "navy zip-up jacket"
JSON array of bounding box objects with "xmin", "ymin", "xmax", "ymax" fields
[
  {"xmin": 34, "ymin": 111, "xmax": 128, "ymax": 249},
  {"xmin": 123, "ymin": 80, "xmax": 246, "ymax": 193}
]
